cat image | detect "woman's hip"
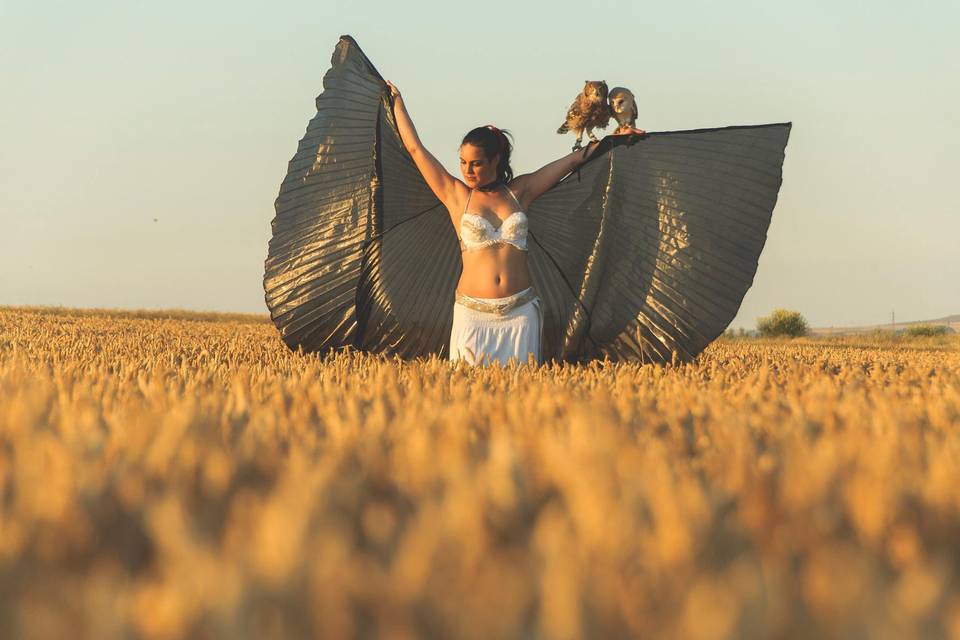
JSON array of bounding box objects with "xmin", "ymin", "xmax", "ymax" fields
[
  {"xmin": 449, "ymin": 289, "xmax": 544, "ymax": 364},
  {"xmin": 453, "ymin": 286, "xmax": 539, "ymax": 323}
]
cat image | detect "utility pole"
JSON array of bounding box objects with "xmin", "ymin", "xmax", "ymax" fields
[{"xmin": 892, "ymin": 309, "xmax": 895, "ymax": 335}]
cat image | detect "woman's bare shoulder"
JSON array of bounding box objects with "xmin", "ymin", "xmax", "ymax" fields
[
  {"xmin": 507, "ymin": 175, "xmax": 529, "ymax": 190},
  {"xmin": 443, "ymin": 179, "xmax": 472, "ymax": 216},
  {"xmin": 507, "ymin": 175, "xmax": 531, "ymax": 207}
]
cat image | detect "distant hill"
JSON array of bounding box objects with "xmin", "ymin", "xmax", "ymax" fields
[{"xmin": 812, "ymin": 314, "xmax": 960, "ymax": 336}]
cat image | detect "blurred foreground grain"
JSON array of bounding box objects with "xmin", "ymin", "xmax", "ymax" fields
[{"xmin": 1, "ymin": 307, "xmax": 958, "ymax": 639}]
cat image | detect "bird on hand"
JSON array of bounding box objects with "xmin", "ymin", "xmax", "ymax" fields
[
  {"xmin": 557, "ymin": 80, "xmax": 612, "ymax": 151},
  {"xmin": 608, "ymin": 86, "xmax": 645, "ymax": 137}
]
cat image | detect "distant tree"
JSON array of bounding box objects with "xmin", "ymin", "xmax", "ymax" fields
[
  {"xmin": 757, "ymin": 309, "xmax": 809, "ymax": 337},
  {"xmin": 904, "ymin": 324, "xmax": 950, "ymax": 337}
]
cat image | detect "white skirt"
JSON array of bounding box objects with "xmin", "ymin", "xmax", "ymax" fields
[{"xmin": 449, "ymin": 287, "xmax": 543, "ymax": 366}]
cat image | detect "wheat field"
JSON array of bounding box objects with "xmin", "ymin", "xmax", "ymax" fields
[{"xmin": 1, "ymin": 307, "xmax": 958, "ymax": 639}]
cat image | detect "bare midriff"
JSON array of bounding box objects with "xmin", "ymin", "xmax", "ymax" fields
[{"xmin": 457, "ymin": 244, "xmax": 531, "ymax": 298}]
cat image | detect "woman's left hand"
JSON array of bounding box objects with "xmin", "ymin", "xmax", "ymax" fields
[{"xmin": 579, "ymin": 140, "xmax": 602, "ymax": 163}]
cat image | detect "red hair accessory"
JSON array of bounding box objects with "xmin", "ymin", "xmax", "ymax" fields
[{"xmin": 486, "ymin": 124, "xmax": 507, "ymax": 152}]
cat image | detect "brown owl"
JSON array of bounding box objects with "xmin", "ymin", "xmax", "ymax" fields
[{"xmin": 557, "ymin": 80, "xmax": 611, "ymax": 151}]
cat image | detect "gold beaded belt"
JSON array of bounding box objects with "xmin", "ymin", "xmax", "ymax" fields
[{"xmin": 455, "ymin": 287, "xmax": 539, "ymax": 316}]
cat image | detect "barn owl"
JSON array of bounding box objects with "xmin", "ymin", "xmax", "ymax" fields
[
  {"xmin": 608, "ymin": 87, "xmax": 639, "ymax": 134},
  {"xmin": 556, "ymin": 80, "xmax": 611, "ymax": 151}
]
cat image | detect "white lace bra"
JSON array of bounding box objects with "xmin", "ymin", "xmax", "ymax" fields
[{"xmin": 459, "ymin": 185, "xmax": 529, "ymax": 252}]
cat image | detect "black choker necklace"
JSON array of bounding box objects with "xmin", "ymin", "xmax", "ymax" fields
[{"xmin": 475, "ymin": 179, "xmax": 503, "ymax": 192}]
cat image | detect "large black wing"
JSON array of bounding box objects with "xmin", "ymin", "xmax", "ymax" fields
[
  {"xmin": 263, "ymin": 35, "xmax": 791, "ymax": 364},
  {"xmin": 264, "ymin": 35, "xmax": 459, "ymax": 359},
  {"xmin": 528, "ymin": 123, "xmax": 791, "ymax": 364}
]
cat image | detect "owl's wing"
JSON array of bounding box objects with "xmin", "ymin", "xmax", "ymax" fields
[
  {"xmin": 264, "ymin": 35, "xmax": 460, "ymax": 358},
  {"xmin": 526, "ymin": 124, "xmax": 791, "ymax": 363},
  {"xmin": 631, "ymin": 101, "xmax": 638, "ymax": 122}
]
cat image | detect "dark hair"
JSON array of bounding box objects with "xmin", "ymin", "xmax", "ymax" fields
[{"xmin": 460, "ymin": 125, "xmax": 514, "ymax": 187}]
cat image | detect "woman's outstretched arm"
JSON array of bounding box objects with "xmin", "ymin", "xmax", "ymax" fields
[
  {"xmin": 509, "ymin": 142, "xmax": 602, "ymax": 210},
  {"xmin": 511, "ymin": 127, "xmax": 647, "ymax": 208},
  {"xmin": 387, "ymin": 81, "xmax": 461, "ymax": 207}
]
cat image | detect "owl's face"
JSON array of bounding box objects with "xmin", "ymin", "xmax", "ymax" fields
[
  {"xmin": 583, "ymin": 80, "xmax": 608, "ymax": 103},
  {"xmin": 609, "ymin": 89, "xmax": 635, "ymax": 114},
  {"xmin": 459, "ymin": 143, "xmax": 499, "ymax": 188}
]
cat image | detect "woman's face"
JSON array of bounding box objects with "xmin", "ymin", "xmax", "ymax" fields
[{"xmin": 459, "ymin": 144, "xmax": 498, "ymax": 188}]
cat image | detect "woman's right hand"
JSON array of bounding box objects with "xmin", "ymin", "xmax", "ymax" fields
[{"xmin": 385, "ymin": 80, "xmax": 401, "ymax": 101}]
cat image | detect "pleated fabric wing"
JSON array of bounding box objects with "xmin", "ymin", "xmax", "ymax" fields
[
  {"xmin": 264, "ymin": 35, "xmax": 459, "ymax": 359},
  {"xmin": 263, "ymin": 35, "xmax": 792, "ymax": 364},
  {"xmin": 528, "ymin": 124, "xmax": 791, "ymax": 363}
]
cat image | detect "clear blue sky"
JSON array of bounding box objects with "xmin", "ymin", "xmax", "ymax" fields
[{"xmin": 2, "ymin": 0, "xmax": 958, "ymax": 328}]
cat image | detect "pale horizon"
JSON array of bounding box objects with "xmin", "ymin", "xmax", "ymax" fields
[{"xmin": 2, "ymin": 1, "xmax": 958, "ymax": 330}]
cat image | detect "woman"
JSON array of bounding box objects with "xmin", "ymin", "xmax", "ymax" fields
[
  {"xmin": 385, "ymin": 80, "xmax": 637, "ymax": 367},
  {"xmin": 265, "ymin": 37, "xmax": 791, "ymax": 366}
]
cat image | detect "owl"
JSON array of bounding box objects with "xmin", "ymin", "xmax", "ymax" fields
[
  {"xmin": 556, "ymin": 80, "xmax": 611, "ymax": 151},
  {"xmin": 608, "ymin": 87, "xmax": 639, "ymax": 134}
]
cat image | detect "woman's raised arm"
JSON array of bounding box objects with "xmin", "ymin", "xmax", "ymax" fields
[{"xmin": 387, "ymin": 81, "xmax": 462, "ymax": 207}]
